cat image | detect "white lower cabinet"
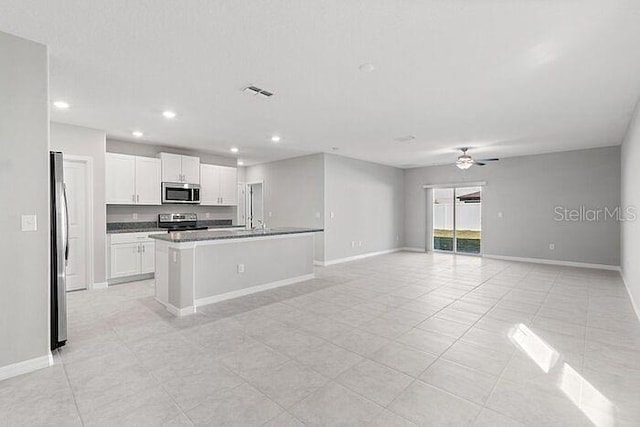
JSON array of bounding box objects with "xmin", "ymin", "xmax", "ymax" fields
[
  {"xmin": 110, "ymin": 242, "xmax": 141, "ymax": 278},
  {"xmin": 140, "ymin": 241, "xmax": 155, "ymax": 274},
  {"xmin": 108, "ymin": 232, "xmax": 162, "ymax": 281}
]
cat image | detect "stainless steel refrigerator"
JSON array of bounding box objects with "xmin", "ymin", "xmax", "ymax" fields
[{"xmin": 50, "ymin": 151, "xmax": 68, "ymax": 350}]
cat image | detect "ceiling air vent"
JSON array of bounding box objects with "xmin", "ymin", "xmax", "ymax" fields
[{"xmin": 243, "ymin": 85, "xmax": 274, "ymax": 98}]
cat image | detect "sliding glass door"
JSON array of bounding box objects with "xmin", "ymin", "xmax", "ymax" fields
[{"xmin": 433, "ymin": 186, "xmax": 481, "ymax": 254}]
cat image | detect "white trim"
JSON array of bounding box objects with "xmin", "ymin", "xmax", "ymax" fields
[
  {"xmin": 313, "ymin": 260, "xmax": 324, "ymax": 266},
  {"xmin": 194, "ymin": 273, "xmax": 315, "ymax": 307},
  {"xmin": 620, "ymin": 271, "xmax": 640, "ymax": 323},
  {"xmin": 63, "ymin": 155, "xmax": 95, "ymax": 291},
  {"xmin": 318, "ymin": 248, "xmax": 401, "ymax": 266},
  {"xmin": 91, "ymin": 281, "xmax": 108, "ymax": 290},
  {"xmin": 159, "ymin": 300, "xmax": 196, "ymax": 317},
  {"xmin": 422, "ymin": 181, "xmax": 487, "ymax": 189},
  {"xmin": 483, "ymin": 254, "xmax": 620, "ymax": 271},
  {"xmin": 400, "ymin": 247, "xmax": 427, "ymax": 253},
  {"xmin": 0, "ymin": 353, "xmax": 53, "ymax": 382}
]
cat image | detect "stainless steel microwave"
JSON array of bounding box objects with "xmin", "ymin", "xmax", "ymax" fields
[{"xmin": 162, "ymin": 182, "xmax": 201, "ymax": 204}]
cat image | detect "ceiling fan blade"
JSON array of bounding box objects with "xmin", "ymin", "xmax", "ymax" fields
[{"xmin": 476, "ymin": 158, "xmax": 499, "ymax": 162}]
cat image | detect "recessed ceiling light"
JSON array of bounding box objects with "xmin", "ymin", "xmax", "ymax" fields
[
  {"xmin": 162, "ymin": 110, "xmax": 176, "ymax": 119},
  {"xmin": 132, "ymin": 131, "xmax": 144, "ymax": 138},
  {"xmin": 359, "ymin": 63, "xmax": 375, "ymax": 73},
  {"xmin": 53, "ymin": 101, "xmax": 70, "ymax": 109},
  {"xmin": 237, "ymin": 160, "xmax": 244, "ymax": 166},
  {"xmin": 230, "ymin": 147, "xmax": 239, "ymax": 153},
  {"xmin": 271, "ymin": 135, "xmax": 281, "ymax": 143}
]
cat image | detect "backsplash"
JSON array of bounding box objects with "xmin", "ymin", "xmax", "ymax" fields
[{"xmin": 107, "ymin": 205, "xmax": 239, "ymax": 224}]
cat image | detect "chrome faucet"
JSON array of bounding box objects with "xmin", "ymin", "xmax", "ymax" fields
[{"xmin": 253, "ymin": 219, "xmax": 266, "ymax": 231}]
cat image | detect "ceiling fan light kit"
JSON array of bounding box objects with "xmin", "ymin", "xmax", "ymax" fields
[{"xmin": 455, "ymin": 147, "xmax": 499, "ymax": 169}]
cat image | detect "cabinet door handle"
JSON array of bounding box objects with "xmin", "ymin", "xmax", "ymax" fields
[
  {"xmin": 142, "ymin": 245, "xmax": 145, "ymax": 253},
  {"xmin": 136, "ymin": 194, "xmax": 140, "ymax": 203},
  {"xmin": 132, "ymin": 194, "xmax": 136, "ymax": 203}
]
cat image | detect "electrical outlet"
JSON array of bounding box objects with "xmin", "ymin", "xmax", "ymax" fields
[
  {"xmin": 21, "ymin": 214, "xmax": 37, "ymax": 232},
  {"xmin": 237, "ymin": 263, "xmax": 245, "ymax": 273},
  {"xmin": 132, "ymin": 213, "xmax": 138, "ymax": 220},
  {"xmin": 268, "ymin": 211, "xmax": 273, "ymax": 217},
  {"xmin": 206, "ymin": 212, "xmax": 211, "ymax": 219},
  {"xmin": 358, "ymin": 241, "xmax": 362, "ymax": 247},
  {"xmin": 549, "ymin": 243, "xmax": 555, "ymax": 250},
  {"xmin": 330, "ymin": 211, "xmax": 335, "ymax": 219},
  {"xmin": 351, "ymin": 241, "xmax": 355, "ymax": 248},
  {"xmin": 315, "ymin": 212, "xmax": 321, "ymax": 219}
]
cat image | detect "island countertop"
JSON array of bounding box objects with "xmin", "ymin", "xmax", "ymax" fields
[{"xmin": 148, "ymin": 227, "xmax": 323, "ymax": 243}]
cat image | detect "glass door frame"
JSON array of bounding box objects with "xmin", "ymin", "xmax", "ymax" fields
[{"xmin": 428, "ymin": 183, "xmax": 484, "ymax": 256}]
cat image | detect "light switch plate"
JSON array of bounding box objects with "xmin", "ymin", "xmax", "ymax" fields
[
  {"xmin": 237, "ymin": 263, "xmax": 245, "ymax": 273},
  {"xmin": 21, "ymin": 214, "xmax": 37, "ymax": 232}
]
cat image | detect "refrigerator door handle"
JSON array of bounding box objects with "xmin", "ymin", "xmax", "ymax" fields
[{"xmin": 63, "ymin": 184, "xmax": 70, "ymax": 265}]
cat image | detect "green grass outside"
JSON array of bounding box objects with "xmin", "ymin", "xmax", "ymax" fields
[{"xmin": 434, "ymin": 229, "xmax": 481, "ymax": 239}]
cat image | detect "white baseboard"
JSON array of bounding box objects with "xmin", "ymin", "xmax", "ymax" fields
[
  {"xmin": 483, "ymin": 254, "xmax": 620, "ymax": 271},
  {"xmin": 155, "ymin": 298, "xmax": 196, "ymax": 317},
  {"xmin": 0, "ymin": 353, "xmax": 53, "ymax": 382},
  {"xmin": 91, "ymin": 281, "xmax": 108, "ymax": 290},
  {"xmin": 620, "ymin": 271, "xmax": 640, "ymax": 323},
  {"xmin": 194, "ymin": 273, "xmax": 315, "ymax": 307},
  {"xmin": 318, "ymin": 248, "xmax": 402, "ymax": 267},
  {"xmin": 400, "ymin": 247, "xmax": 426, "ymax": 253}
]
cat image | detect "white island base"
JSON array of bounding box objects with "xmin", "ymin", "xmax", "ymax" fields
[{"xmin": 153, "ymin": 231, "xmax": 316, "ymax": 316}]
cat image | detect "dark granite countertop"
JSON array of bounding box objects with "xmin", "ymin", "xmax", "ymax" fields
[
  {"xmin": 107, "ymin": 220, "xmax": 245, "ymax": 234},
  {"xmin": 149, "ymin": 227, "xmax": 323, "ymax": 243}
]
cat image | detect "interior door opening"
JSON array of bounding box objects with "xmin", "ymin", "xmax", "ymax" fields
[
  {"xmin": 433, "ymin": 186, "xmax": 481, "ymax": 254},
  {"xmin": 246, "ymin": 182, "xmax": 264, "ymax": 229}
]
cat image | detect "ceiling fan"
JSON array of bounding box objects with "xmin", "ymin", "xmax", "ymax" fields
[{"xmin": 455, "ymin": 148, "xmax": 499, "ymax": 170}]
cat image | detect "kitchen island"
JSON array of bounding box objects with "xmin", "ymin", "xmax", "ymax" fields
[{"xmin": 150, "ymin": 227, "xmax": 322, "ymax": 316}]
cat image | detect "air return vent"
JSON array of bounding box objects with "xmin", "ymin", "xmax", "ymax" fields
[{"xmin": 243, "ymin": 85, "xmax": 274, "ymax": 98}]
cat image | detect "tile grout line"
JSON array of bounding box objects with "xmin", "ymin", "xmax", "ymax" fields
[
  {"xmin": 474, "ymin": 267, "xmax": 561, "ymax": 424},
  {"xmin": 59, "ymin": 351, "xmax": 87, "ymax": 427},
  {"xmin": 381, "ymin": 260, "xmax": 519, "ymax": 421}
]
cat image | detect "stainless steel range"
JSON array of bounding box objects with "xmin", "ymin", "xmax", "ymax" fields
[{"xmin": 158, "ymin": 213, "xmax": 208, "ymax": 232}]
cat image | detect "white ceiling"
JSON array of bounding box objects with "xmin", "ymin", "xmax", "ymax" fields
[{"xmin": 2, "ymin": 0, "xmax": 639, "ymax": 167}]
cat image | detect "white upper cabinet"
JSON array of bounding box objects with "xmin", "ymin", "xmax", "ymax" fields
[
  {"xmin": 106, "ymin": 153, "xmax": 161, "ymax": 205},
  {"xmin": 159, "ymin": 153, "xmax": 182, "ymax": 183},
  {"xmin": 134, "ymin": 156, "xmax": 161, "ymax": 205},
  {"xmin": 106, "ymin": 153, "xmax": 136, "ymax": 204},
  {"xmin": 200, "ymin": 164, "xmax": 221, "ymax": 205},
  {"xmin": 219, "ymin": 166, "xmax": 238, "ymax": 205},
  {"xmin": 181, "ymin": 156, "xmax": 200, "ymax": 184},
  {"xmin": 160, "ymin": 152, "xmax": 200, "ymax": 184},
  {"xmin": 200, "ymin": 164, "xmax": 237, "ymax": 206}
]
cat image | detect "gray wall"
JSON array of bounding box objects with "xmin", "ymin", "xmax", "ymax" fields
[
  {"xmin": 107, "ymin": 139, "xmax": 237, "ymax": 167},
  {"xmin": 324, "ymin": 154, "xmax": 405, "ymax": 262},
  {"xmin": 621, "ymin": 100, "xmax": 640, "ymax": 308},
  {"xmin": 0, "ymin": 32, "xmax": 50, "ymax": 367},
  {"xmin": 405, "ymin": 146, "xmax": 621, "ymax": 266},
  {"xmin": 50, "ymin": 122, "xmax": 107, "ymax": 285},
  {"xmin": 244, "ymin": 154, "xmax": 325, "ymax": 261},
  {"xmin": 106, "ymin": 138, "xmax": 238, "ymax": 224}
]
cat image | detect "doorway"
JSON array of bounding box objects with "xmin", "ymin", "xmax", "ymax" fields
[
  {"xmin": 63, "ymin": 156, "xmax": 93, "ymax": 291},
  {"xmin": 246, "ymin": 181, "xmax": 264, "ymax": 229},
  {"xmin": 432, "ymin": 186, "xmax": 481, "ymax": 254}
]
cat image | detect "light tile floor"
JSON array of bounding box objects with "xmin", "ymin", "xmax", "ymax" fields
[{"xmin": 2, "ymin": 252, "xmax": 640, "ymax": 426}]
